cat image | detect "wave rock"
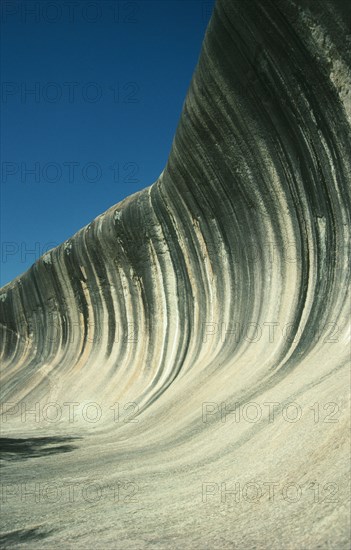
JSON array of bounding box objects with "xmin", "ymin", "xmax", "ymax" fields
[{"xmin": 1, "ymin": 0, "xmax": 350, "ymax": 548}]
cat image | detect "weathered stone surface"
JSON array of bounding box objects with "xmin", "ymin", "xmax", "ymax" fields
[{"xmin": 0, "ymin": 1, "xmax": 350, "ymax": 547}]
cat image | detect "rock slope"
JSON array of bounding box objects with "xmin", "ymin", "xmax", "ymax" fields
[{"xmin": 1, "ymin": 0, "xmax": 350, "ymax": 548}]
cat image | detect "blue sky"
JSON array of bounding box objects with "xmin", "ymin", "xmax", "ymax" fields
[{"xmin": 0, "ymin": 0, "xmax": 215, "ymax": 286}]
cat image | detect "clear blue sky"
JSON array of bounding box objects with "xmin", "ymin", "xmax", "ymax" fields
[{"xmin": 0, "ymin": 0, "xmax": 215, "ymax": 287}]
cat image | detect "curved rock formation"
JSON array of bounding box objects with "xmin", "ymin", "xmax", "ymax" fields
[{"xmin": 1, "ymin": 0, "xmax": 350, "ymax": 548}]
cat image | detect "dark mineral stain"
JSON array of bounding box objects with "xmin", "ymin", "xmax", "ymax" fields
[
  {"xmin": 0, "ymin": 436, "xmax": 81, "ymax": 462},
  {"xmin": 0, "ymin": 527, "xmax": 55, "ymax": 547}
]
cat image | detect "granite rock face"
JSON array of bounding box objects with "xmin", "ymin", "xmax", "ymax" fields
[{"xmin": 0, "ymin": 1, "xmax": 350, "ymax": 548}]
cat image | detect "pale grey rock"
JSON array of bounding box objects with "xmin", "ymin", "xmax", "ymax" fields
[{"xmin": 0, "ymin": 0, "xmax": 350, "ymax": 548}]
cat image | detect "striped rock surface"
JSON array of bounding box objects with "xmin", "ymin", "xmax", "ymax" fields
[{"xmin": 1, "ymin": 0, "xmax": 350, "ymax": 548}]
